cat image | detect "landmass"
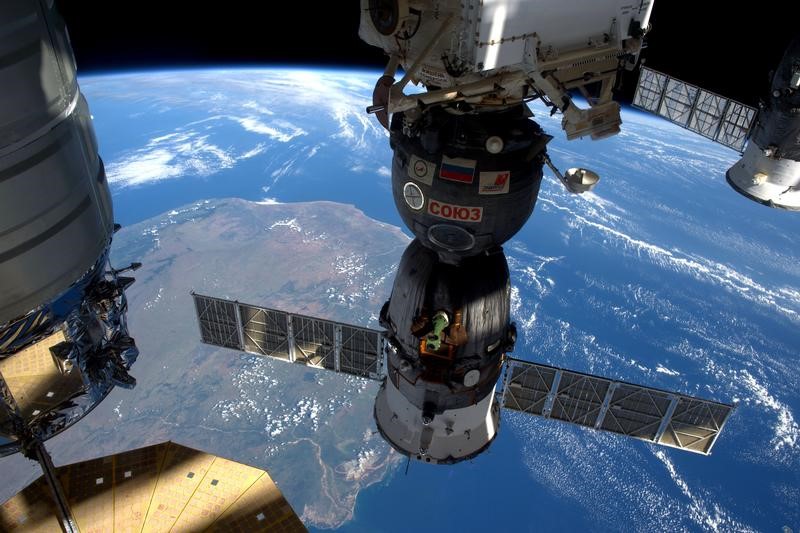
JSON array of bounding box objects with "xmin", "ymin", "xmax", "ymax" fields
[{"xmin": 0, "ymin": 198, "xmax": 409, "ymax": 528}]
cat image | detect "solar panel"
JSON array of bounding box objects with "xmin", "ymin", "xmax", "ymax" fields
[
  {"xmin": 193, "ymin": 294, "xmax": 385, "ymax": 380},
  {"xmin": 633, "ymin": 66, "xmax": 757, "ymax": 151},
  {"xmin": 0, "ymin": 473, "xmax": 61, "ymax": 531},
  {"xmin": 340, "ymin": 324, "xmax": 382, "ymax": 378},
  {"xmin": 501, "ymin": 358, "xmax": 734, "ymax": 455},
  {"xmin": 194, "ymin": 296, "xmax": 240, "ymax": 350},
  {"xmin": 241, "ymin": 306, "xmax": 290, "ymax": 360},
  {"xmin": 0, "ymin": 441, "xmax": 306, "ymax": 532}
]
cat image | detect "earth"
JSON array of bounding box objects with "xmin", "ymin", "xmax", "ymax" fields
[{"xmin": 2, "ymin": 68, "xmax": 799, "ymax": 532}]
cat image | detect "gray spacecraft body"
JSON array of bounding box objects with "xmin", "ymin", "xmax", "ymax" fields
[
  {"xmin": 390, "ymin": 106, "xmax": 550, "ymax": 261},
  {"xmin": 0, "ymin": 0, "xmax": 139, "ymax": 458},
  {"xmin": 376, "ymin": 239, "xmax": 513, "ymax": 462}
]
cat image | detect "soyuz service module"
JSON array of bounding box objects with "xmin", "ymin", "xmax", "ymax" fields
[{"xmin": 196, "ymin": 0, "xmax": 735, "ymax": 466}]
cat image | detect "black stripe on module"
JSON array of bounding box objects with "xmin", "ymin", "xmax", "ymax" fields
[
  {"xmin": 0, "ymin": 40, "xmax": 40, "ymax": 70},
  {"xmin": 0, "ymin": 129, "xmax": 72, "ymax": 183},
  {"xmin": 0, "ymin": 194, "xmax": 92, "ymax": 264}
]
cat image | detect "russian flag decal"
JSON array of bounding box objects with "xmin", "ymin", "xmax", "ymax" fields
[{"xmin": 439, "ymin": 156, "xmax": 476, "ymax": 184}]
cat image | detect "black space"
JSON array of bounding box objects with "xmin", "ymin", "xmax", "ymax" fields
[{"xmin": 57, "ymin": 1, "xmax": 796, "ymax": 106}]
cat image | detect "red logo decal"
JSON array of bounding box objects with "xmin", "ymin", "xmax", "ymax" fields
[{"xmin": 427, "ymin": 200, "xmax": 482, "ymax": 222}]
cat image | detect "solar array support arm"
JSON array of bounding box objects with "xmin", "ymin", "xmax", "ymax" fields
[{"xmin": 30, "ymin": 440, "xmax": 78, "ymax": 533}]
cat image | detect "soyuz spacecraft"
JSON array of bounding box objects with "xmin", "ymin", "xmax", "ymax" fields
[
  {"xmin": 194, "ymin": 0, "xmax": 734, "ymax": 467},
  {"xmin": 632, "ymin": 37, "xmax": 800, "ymax": 210}
]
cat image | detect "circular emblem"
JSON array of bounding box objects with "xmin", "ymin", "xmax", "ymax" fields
[
  {"xmin": 403, "ymin": 182, "xmax": 424, "ymax": 210},
  {"xmin": 413, "ymin": 159, "xmax": 428, "ymax": 178}
]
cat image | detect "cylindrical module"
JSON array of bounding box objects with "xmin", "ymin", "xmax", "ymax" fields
[
  {"xmin": 375, "ymin": 239, "xmax": 514, "ymax": 463},
  {"xmin": 1, "ymin": 0, "xmax": 114, "ymax": 323},
  {"xmin": 0, "ymin": 1, "xmax": 138, "ymax": 456}
]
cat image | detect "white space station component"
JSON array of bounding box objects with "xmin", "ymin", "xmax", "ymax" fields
[
  {"xmin": 0, "ymin": 1, "xmax": 139, "ymax": 457},
  {"xmin": 633, "ymin": 36, "xmax": 800, "ymax": 210},
  {"xmin": 360, "ymin": 0, "xmax": 653, "ymax": 141},
  {"xmin": 193, "ymin": 239, "xmax": 734, "ymax": 466}
]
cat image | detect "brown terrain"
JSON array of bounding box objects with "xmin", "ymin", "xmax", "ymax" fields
[{"xmin": 0, "ymin": 198, "xmax": 409, "ymax": 528}]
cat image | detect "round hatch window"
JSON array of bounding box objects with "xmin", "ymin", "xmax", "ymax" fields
[{"xmin": 428, "ymin": 224, "xmax": 475, "ymax": 252}]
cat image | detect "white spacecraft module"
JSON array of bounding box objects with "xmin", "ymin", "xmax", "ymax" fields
[
  {"xmin": 634, "ymin": 37, "xmax": 800, "ymax": 210},
  {"xmin": 0, "ymin": 0, "xmax": 139, "ymax": 457},
  {"xmin": 360, "ymin": 0, "xmax": 653, "ymax": 140}
]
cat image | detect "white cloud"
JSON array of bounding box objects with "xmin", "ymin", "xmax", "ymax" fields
[
  {"xmin": 242, "ymin": 100, "xmax": 274, "ymax": 115},
  {"xmin": 539, "ymin": 195, "xmax": 800, "ymax": 321},
  {"xmin": 269, "ymin": 218, "xmax": 302, "ymax": 232},
  {"xmin": 98, "ymin": 70, "xmax": 391, "ymax": 189},
  {"xmin": 655, "ymin": 364, "xmax": 680, "ymax": 376},
  {"xmin": 240, "ymin": 143, "xmax": 267, "ymax": 159},
  {"xmin": 106, "ymin": 149, "xmax": 183, "ymax": 186},
  {"xmin": 106, "ymin": 131, "xmax": 235, "ymax": 187},
  {"xmin": 740, "ymin": 370, "xmax": 799, "ymax": 452},
  {"xmin": 654, "ymin": 450, "xmax": 752, "ymax": 532},
  {"xmin": 232, "ymin": 116, "xmax": 307, "ymax": 142}
]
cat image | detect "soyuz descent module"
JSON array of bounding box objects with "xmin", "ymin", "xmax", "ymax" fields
[{"xmin": 195, "ymin": 0, "xmax": 735, "ymax": 466}]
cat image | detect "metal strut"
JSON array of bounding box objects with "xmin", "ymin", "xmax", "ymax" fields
[{"xmin": 28, "ymin": 440, "xmax": 78, "ymax": 533}]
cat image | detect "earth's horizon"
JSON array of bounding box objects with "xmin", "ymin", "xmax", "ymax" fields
[{"xmin": 1, "ymin": 66, "xmax": 798, "ymax": 532}]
